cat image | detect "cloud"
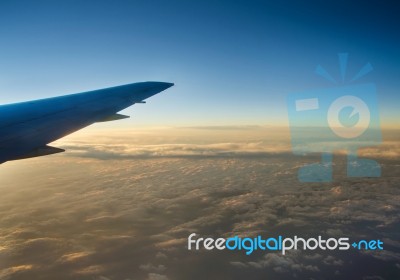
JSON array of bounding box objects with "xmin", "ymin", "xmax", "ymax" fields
[
  {"xmin": 0, "ymin": 265, "xmax": 34, "ymax": 279},
  {"xmin": 52, "ymin": 127, "xmax": 400, "ymax": 161},
  {"xmin": 0, "ymin": 127, "xmax": 399, "ymax": 279},
  {"xmin": 147, "ymin": 273, "xmax": 170, "ymax": 280},
  {"xmin": 60, "ymin": 142, "xmax": 292, "ymax": 160},
  {"xmin": 362, "ymin": 276, "xmax": 385, "ymax": 280},
  {"xmin": 75, "ymin": 265, "xmax": 104, "ymax": 275},
  {"xmin": 361, "ymin": 250, "xmax": 400, "ymax": 262},
  {"xmin": 238, "ymin": 252, "xmax": 320, "ymax": 273},
  {"xmin": 58, "ymin": 252, "xmax": 92, "ymax": 263},
  {"xmin": 139, "ymin": 263, "xmax": 166, "ymax": 273}
]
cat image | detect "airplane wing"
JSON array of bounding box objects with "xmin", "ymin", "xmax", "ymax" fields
[{"xmin": 0, "ymin": 81, "xmax": 173, "ymax": 163}]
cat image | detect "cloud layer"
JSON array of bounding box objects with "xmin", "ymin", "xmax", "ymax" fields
[
  {"xmin": 53, "ymin": 126, "xmax": 400, "ymax": 160},
  {"xmin": 0, "ymin": 126, "xmax": 398, "ymax": 279}
]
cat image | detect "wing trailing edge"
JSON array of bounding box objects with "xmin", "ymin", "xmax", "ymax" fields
[
  {"xmin": 97, "ymin": 113, "xmax": 130, "ymax": 122},
  {"xmin": 13, "ymin": 145, "xmax": 65, "ymax": 161}
]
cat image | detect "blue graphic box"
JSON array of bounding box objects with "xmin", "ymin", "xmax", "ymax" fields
[{"xmin": 287, "ymin": 83, "xmax": 381, "ymax": 182}]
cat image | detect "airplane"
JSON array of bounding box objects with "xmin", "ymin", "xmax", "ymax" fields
[{"xmin": 0, "ymin": 81, "xmax": 173, "ymax": 164}]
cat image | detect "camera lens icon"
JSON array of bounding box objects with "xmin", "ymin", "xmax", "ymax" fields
[
  {"xmin": 287, "ymin": 52, "xmax": 382, "ymax": 182},
  {"xmin": 327, "ymin": 95, "xmax": 371, "ymax": 139}
]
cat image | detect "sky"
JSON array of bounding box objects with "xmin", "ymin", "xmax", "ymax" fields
[{"xmin": 0, "ymin": 0, "xmax": 399, "ymax": 127}]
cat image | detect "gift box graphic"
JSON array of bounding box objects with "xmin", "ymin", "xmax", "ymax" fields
[{"xmin": 287, "ymin": 54, "xmax": 382, "ymax": 182}]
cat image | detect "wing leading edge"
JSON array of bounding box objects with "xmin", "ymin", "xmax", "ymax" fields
[{"xmin": 0, "ymin": 81, "xmax": 173, "ymax": 163}]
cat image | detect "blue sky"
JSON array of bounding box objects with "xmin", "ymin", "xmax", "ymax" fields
[{"xmin": 0, "ymin": 0, "xmax": 399, "ymax": 126}]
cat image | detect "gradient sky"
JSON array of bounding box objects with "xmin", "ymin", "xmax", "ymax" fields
[{"xmin": 0, "ymin": 0, "xmax": 399, "ymax": 127}]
